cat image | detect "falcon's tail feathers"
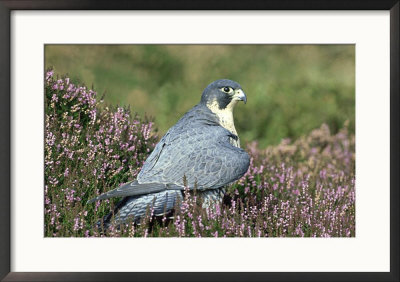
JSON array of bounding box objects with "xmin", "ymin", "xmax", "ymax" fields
[
  {"xmin": 96, "ymin": 190, "xmax": 183, "ymax": 230},
  {"xmin": 87, "ymin": 180, "xmax": 184, "ymax": 204}
]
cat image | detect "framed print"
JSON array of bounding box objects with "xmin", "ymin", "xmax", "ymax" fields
[{"xmin": 1, "ymin": 1, "xmax": 399, "ymax": 281}]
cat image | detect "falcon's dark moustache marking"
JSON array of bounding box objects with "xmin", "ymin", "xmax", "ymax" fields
[{"xmin": 217, "ymin": 93, "xmax": 233, "ymax": 110}]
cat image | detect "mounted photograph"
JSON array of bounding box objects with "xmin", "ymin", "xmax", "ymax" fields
[{"xmin": 44, "ymin": 44, "xmax": 355, "ymax": 237}]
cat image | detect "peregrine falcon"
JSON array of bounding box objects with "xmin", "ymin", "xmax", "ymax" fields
[{"xmin": 88, "ymin": 79, "xmax": 250, "ymax": 227}]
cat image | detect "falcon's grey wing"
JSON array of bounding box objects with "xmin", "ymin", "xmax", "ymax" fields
[
  {"xmin": 137, "ymin": 104, "xmax": 212, "ymax": 180},
  {"xmin": 138, "ymin": 131, "xmax": 171, "ymax": 174},
  {"xmin": 137, "ymin": 124, "xmax": 250, "ymax": 190}
]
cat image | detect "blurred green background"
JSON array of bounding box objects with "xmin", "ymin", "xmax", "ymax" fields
[{"xmin": 45, "ymin": 45, "xmax": 355, "ymax": 148}]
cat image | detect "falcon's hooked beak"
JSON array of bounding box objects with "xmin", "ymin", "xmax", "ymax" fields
[{"xmin": 233, "ymin": 89, "xmax": 247, "ymax": 104}]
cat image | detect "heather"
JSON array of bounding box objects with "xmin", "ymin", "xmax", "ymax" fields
[{"xmin": 45, "ymin": 71, "xmax": 355, "ymax": 237}]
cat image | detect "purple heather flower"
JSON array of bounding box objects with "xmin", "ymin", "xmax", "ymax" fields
[{"xmin": 45, "ymin": 70, "xmax": 53, "ymax": 80}]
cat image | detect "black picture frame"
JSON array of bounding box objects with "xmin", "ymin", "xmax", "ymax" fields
[{"xmin": 1, "ymin": 1, "xmax": 399, "ymax": 281}]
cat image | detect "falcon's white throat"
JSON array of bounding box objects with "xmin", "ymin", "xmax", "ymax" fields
[{"xmin": 207, "ymin": 98, "xmax": 240, "ymax": 147}]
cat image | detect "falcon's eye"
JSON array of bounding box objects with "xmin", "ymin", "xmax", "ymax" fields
[{"xmin": 221, "ymin": 86, "xmax": 233, "ymax": 94}]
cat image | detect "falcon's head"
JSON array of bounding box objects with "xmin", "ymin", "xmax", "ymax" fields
[
  {"xmin": 200, "ymin": 79, "xmax": 247, "ymax": 111},
  {"xmin": 200, "ymin": 79, "xmax": 247, "ymax": 146}
]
